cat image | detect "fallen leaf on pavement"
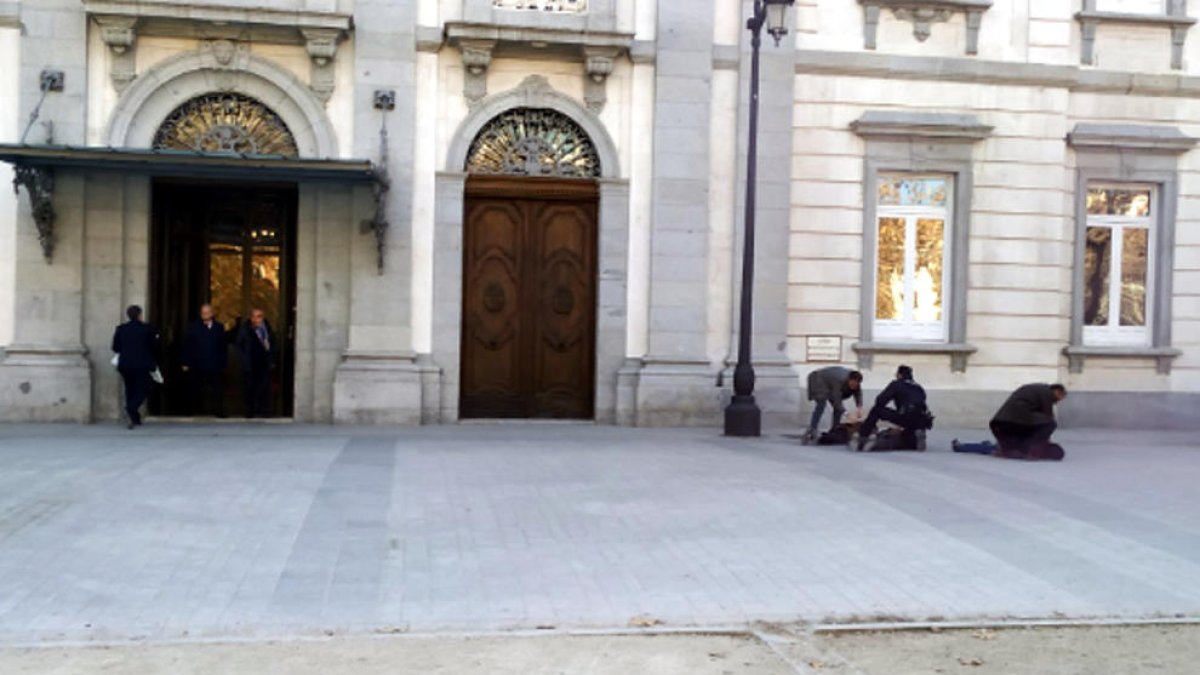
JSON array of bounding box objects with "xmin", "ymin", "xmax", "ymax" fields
[
  {"xmin": 628, "ymin": 615, "xmax": 662, "ymax": 628},
  {"xmin": 971, "ymin": 629, "xmax": 997, "ymax": 641},
  {"xmin": 958, "ymin": 657, "xmax": 985, "ymax": 667}
]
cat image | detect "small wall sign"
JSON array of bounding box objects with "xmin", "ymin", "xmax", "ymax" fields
[{"xmin": 806, "ymin": 335, "xmax": 843, "ymax": 363}]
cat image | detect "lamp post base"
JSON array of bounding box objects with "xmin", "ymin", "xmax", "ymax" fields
[{"xmin": 724, "ymin": 395, "xmax": 762, "ymax": 437}]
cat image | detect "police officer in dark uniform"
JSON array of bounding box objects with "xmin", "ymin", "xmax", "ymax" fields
[
  {"xmin": 857, "ymin": 365, "xmax": 932, "ymax": 451},
  {"xmin": 111, "ymin": 305, "xmax": 159, "ymax": 429}
]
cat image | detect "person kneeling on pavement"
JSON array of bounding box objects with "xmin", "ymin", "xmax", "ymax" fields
[
  {"xmin": 805, "ymin": 366, "xmax": 864, "ymax": 443},
  {"xmin": 988, "ymin": 383, "xmax": 1068, "ymax": 461},
  {"xmin": 857, "ymin": 365, "xmax": 934, "ymax": 452}
]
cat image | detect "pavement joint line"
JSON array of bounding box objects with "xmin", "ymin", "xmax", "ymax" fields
[
  {"xmin": 812, "ymin": 615, "xmax": 1200, "ymax": 634},
  {"xmin": 0, "ymin": 624, "xmax": 758, "ymax": 651},
  {"xmin": 13, "ymin": 616, "xmax": 1196, "ymax": 653}
]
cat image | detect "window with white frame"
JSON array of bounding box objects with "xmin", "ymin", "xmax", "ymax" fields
[
  {"xmin": 1095, "ymin": 0, "xmax": 1166, "ymax": 14},
  {"xmin": 873, "ymin": 174, "xmax": 951, "ymax": 342},
  {"xmin": 1082, "ymin": 185, "xmax": 1155, "ymax": 346}
]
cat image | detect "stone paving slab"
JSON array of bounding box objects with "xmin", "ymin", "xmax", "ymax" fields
[{"xmin": 0, "ymin": 423, "xmax": 1197, "ymax": 644}]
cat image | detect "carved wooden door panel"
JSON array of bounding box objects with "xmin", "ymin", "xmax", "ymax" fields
[
  {"xmin": 460, "ymin": 179, "xmax": 597, "ymax": 419},
  {"xmin": 530, "ymin": 201, "xmax": 596, "ymax": 418},
  {"xmin": 460, "ymin": 199, "xmax": 527, "ymax": 418}
]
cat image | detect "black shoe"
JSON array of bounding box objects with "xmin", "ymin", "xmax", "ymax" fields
[{"xmin": 126, "ymin": 422, "xmax": 136, "ymax": 430}]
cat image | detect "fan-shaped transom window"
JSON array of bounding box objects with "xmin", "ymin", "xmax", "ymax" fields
[
  {"xmin": 466, "ymin": 108, "xmax": 601, "ymax": 179},
  {"xmin": 152, "ymin": 93, "xmax": 299, "ymax": 157}
]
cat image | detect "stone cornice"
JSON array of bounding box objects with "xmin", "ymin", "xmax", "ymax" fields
[
  {"xmin": 1067, "ymin": 123, "xmax": 1198, "ymax": 154},
  {"xmin": 1063, "ymin": 345, "xmax": 1182, "ymax": 375},
  {"xmin": 851, "ymin": 111, "xmax": 993, "ymax": 141},
  {"xmin": 82, "ymin": 1, "xmax": 351, "ymax": 42},
  {"xmin": 852, "ymin": 342, "xmax": 978, "ymax": 373},
  {"xmin": 1077, "ymin": 10, "xmax": 1198, "ymax": 28},
  {"xmin": 793, "ymin": 48, "xmax": 1200, "ymax": 99},
  {"xmin": 0, "ymin": 1, "xmax": 18, "ymax": 29},
  {"xmin": 444, "ymin": 21, "xmax": 634, "ymax": 53}
]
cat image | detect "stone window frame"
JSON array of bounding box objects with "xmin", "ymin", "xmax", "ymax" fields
[
  {"xmin": 1065, "ymin": 124, "xmax": 1196, "ymax": 374},
  {"xmin": 858, "ymin": 0, "xmax": 993, "ymax": 55},
  {"xmin": 1080, "ymin": 183, "xmax": 1159, "ymax": 348},
  {"xmin": 1077, "ymin": 0, "xmax": 1197, "ymax": 70},
  {"xmin": 873, "ymin": 174, "xmax": 955, "ymax": 343},
  {"xmin": 851, "ymin": 111, "xmax": 993, "ymax": 373}
]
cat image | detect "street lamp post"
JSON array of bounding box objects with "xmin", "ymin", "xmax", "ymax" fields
[{"xmin": 725, "ymin": 0, "xmax": 794, "ymax": 438}]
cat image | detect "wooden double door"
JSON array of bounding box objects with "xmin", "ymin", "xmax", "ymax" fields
[
  {"xmin": 460, "ymin": 177, "xmax": 598, "ymax": 419},
  {"xmin": 149, "ymin": 181, "xmax": 297, "ymax": 418}
]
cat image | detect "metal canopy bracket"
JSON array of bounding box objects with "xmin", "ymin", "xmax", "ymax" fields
[
  {"xmin": 361, "ymin": 119, "xmax": 391, "ymax": 275},
  {"xmin": 12, "ymin": 165, "xmax": 56, "ymax": 263}
]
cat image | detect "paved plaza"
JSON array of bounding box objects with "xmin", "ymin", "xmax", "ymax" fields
[{"xmin": 0, "ymin": 423, "xmax": 1198, "ymax": 646}]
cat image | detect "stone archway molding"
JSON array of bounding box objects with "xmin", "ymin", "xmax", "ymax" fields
[
  {"xmin": 446, "ymin": 75, "xmax": 621, "ymax": 179},
  {"xmin": 105, "ymin": 42, "xmax": 338, "ymax": 158}
]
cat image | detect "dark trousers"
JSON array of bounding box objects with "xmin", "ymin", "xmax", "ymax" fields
[
  {"xmin": 189, "ymin": 371, "xmax": 224, "ymax": 417},
  {"xmin": 119, "ymin": 368, "xmax": 150, "ymax": 425},
  {"xmin": 860, "ymin": 405, "xmax": 922, "ymax": 438},
  {"xmin": 990, "ymin": 420, "xmax": 1056, "ymax": 457},
  {"xmin": 809, "ymin": 400, "xmax": 844, "ymax": 432},
  {"xmin": 243, "ymin": 369, "xmax": 270, "ymax": 418}
]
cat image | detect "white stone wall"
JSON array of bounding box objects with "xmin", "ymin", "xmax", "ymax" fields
[
  {"xmin": 788, "ymin": 10, "xmax": 1200, "ymax": 423},
  {"xmin": 790, "ymin": 75, "xmax": 1075, "ymax": 395}
]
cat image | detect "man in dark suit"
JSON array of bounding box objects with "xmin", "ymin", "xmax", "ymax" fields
[
  {"xmin": 111, "ymin": 305, "xmax": 159, "ymax": 429},
  {"xmin": 235, "ymin": 308, "xmax": 275, "ymax": 418},
  {"xmin": 990, "ymin": 383, "xmax": 1068, "ymax": 459},
  {"xmin": 181, "ymin": 303, "xmax": 228, "ymax": 417}
]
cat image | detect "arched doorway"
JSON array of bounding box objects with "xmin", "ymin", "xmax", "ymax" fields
[
  {"xmin": 459, "ymin": 108, "xmax": 601, "ymax": 419},
  {"xmin": 148, "ymin": 93, "xmax": 299, "ymax": 418}
]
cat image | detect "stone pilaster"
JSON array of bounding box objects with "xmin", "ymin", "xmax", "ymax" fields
[
  {"xmin": 331, "ymin": 0, "xmax": 423, "ymax": 424},
  {"xmin": 635, "ymin": 0, "xmax": 722, "ymax": 426},
  {"xmin": 726, "ymin": 0, "xmax": 801, "ymax": 430},
  {"xmin": 0, "ymin": 1, "xmax": 91, "ymax": 422}
]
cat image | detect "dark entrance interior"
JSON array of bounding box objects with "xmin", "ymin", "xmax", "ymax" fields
[
  {"xmin": 460, "ymin": 176, "xmax": 599, "ymax": 419},
  {"xmin": 149, "ymin": 180, "xmax": 298, "ymax": 418}
]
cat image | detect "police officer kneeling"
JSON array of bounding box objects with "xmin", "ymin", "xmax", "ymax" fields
[{"xmin": 856, "ymin": 365, "xmax": 933, "ymax": 452}]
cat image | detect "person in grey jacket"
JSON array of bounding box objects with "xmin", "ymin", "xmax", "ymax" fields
[
  {"xmin": 806, "ymin": 366, "xmax": 863, "ymax": 438},
  {"xmin": 990, "ymin": 383, "xmax": 1067, "ymax": 457}
]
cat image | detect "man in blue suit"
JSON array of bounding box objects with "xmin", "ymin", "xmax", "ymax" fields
[
  {"xmin": 181, "ymin": 304, "xmax": 228, "ymax": 417},
  {"xmin": 111, "ymin": 305, "xmax": 160, "ymax": 429}
]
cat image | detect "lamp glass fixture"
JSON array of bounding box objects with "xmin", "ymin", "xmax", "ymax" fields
[{"xmin": 765, "ymin": 1, "xmax": 791, "ymax": 45}]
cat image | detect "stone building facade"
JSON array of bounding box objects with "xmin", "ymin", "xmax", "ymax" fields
[{"xmin": 0, "ymin": 0, "xmax": 1198, "ymax": 428}]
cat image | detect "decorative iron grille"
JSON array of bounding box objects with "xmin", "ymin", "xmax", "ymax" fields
[
  {"xmin": 466, "ymin": 108, "xmax": 601, "ymax": 178},
  {"xmin": 152, "ymin": 93, "xmax": 299, "ymax": 157}
]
